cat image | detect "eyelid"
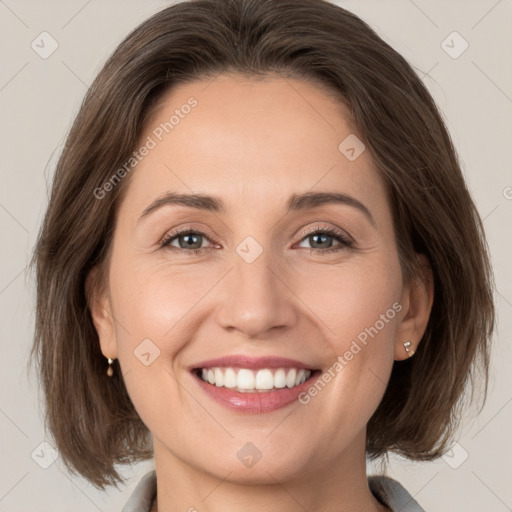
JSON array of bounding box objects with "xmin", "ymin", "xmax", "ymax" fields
[
  {"xmin": 296, "ymin": 223, "xmax": 354, "ymax": 245},
  {"xmin": 159, "ymin": 224, "xmax": 219, "ymax": 248}
]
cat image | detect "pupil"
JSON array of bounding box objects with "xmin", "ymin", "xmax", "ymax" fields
[
  {"xmin": 312, "ymin": 233, "xmax": 331, "ymax": 248},
  {"xmin": 181, "ymin": 234, "xmax": 201, "ymax": 249}
]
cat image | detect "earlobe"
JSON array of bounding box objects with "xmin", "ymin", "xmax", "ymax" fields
[
  {"xmin": 85, "ymin": 266, "xmax": 118, "ymax": 359},
  {"xmin": 394, "ymin": 254, "xmax": 434, "ymax": 361}
]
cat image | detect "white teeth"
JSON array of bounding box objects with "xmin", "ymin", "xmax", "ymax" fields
[
  {"xmin": 286, "ymin": 368, "xmax": 297, "ymax": 388},
  {"xmin": 214, "ymin": 367, "xmax": 224, "ymax": 387},
  {"xmin": 197, "ymin": 367, "xmax": 312, "ymax": 391},
  {"xmin": 255, "ymin": 369, "xmax": 274, "ymax": 389},
  {"xmin": 273, "ymin": 368, "xmax": 287, "ymax": 388},
  {"xmin": 223, "ymin": 368, "xmax": 237, "ymax": 388},
  {"xmin": 237, "ymin": 369, "xmax": 255, "ymax": 389},
  {"xmin": 274, "ymin": 368, "xmax": 287, "ymax": 388}
]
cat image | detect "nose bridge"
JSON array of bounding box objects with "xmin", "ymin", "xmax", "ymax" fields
[{"xmin": 216, "ymin": 239, "xmax": 296, "ymax": 337}]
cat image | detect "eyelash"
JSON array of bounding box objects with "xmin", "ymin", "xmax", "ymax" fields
[{"xmin": 160, "ymin": 225, "xmax": 354, "ymax": 256}]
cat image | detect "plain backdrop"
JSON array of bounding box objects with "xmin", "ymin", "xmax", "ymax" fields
[{"xmin": 0, "ymin": 1, "xmax": 511, "ymax": 510}]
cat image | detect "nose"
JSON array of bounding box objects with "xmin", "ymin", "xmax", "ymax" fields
[{"xmin": 215, "ymin": 251, "xmax": 298, "ymax": 339}]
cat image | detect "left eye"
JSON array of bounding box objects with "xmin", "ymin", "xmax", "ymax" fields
[{"xmin": 296, "ymin": 229, "xmax": 351, "ymax": 251}]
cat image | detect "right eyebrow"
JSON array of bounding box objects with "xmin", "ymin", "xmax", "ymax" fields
[{"xmin": 139, "ymin": 192, "xmax": 226, "ymax": 222}]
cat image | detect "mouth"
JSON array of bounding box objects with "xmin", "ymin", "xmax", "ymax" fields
[
  {"xmin": 190, "ymin": 356, "xmax": 322, "ymax": 414},
  {"xmin": 192, "ymin": 366, "xmax": 320, "ymax": 393},
  {"xmin": 189, "ymin": 355, "xmax": 322, "ymax": 413}
]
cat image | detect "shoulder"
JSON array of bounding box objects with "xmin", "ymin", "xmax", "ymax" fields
[
  {"xmin": 122, "ymin": 470, "xmax": 157, "ymax": 512},
  {"xmin": 368, "ymin": 475, "xmax": 426, "ymax": 512}
]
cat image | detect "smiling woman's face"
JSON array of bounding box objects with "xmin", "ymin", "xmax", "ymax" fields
[{"xmin": 91, "ymin": 73, "xmax": 428, "ymax": 483}]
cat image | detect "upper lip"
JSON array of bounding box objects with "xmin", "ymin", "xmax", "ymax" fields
[{"xmin": 190, "ymin": 355, "xmax": 317, "ymax": 371}]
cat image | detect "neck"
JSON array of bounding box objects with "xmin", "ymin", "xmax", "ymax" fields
[{"xmin": 150, "ymin": 431, "xmax": 389, "ymax": 512}]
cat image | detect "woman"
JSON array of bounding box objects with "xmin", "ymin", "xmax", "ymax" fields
[{"xmin": 30, "ymin": 0, "xmax": 495, "ymax": 511}]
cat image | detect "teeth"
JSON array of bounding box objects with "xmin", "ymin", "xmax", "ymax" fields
[
  {"xmin": 197, "ymin": 367, "xmax": 312, "ymax": 391},
  {"xmin": 214, "ymin": 367, "xmax": 224, "ymax": 387},
  {"xmin": 224, "ymin": 368, "xmax": 237, "ymax": 388},
  {"xmin": 255, "ymin": 369, "xmax": 274, "ymax": 389},
  {"xmin": 237, "ymin": 369, "xmax": 255, "ymax": 390},
  {"xmin": 274, "ymin": 368, "xmax": 286, "ymax": 388},
  {"xmin": 286, "ymin": 368, "xmax": 297, "ymax": 388}
]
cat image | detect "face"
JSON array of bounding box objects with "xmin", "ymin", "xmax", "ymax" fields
[{"xmin": 92, "ymin": 73, "xmax": 424, "ymax": 483}]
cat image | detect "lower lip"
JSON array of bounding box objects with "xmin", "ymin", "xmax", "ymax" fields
[{"xmin": 192, "ymin": 371, "xmax": 321, "ymax": 414}]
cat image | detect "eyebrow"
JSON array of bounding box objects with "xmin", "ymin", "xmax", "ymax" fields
[{"xmin": 139, "ymin": 191, "xmax": 375, "ymax": 227}]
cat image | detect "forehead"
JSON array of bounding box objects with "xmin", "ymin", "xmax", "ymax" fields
[{"xmin": 120, "ymin": 74, "xmax": 388, "ymax": 219}]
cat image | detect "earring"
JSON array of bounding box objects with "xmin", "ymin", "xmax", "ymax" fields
[
  {"xmin": 403, "ymin": 341, "xmax": 415, "ymax": 357},
  {"xmin": 107, "ymin": 357, "xmax": 114, "ymax": 377}
]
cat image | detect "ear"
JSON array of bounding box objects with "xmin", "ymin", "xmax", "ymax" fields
[
  {"xmin": 394, "ymin": 253, "xmax": 434, "ymax": 361},
  {"xmin": 85, "ymin": 266, "xmax": 118, "ymax": 360}
]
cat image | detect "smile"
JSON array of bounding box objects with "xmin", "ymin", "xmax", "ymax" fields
[
  {"xmin": 195, "ymin": 367, "xmax": 314, "ymax": 392},
  {"xmin": 190, "ymin": 357, "xmax": 322, "ymax": 413}
]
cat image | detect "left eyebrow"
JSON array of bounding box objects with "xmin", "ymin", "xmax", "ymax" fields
[
  {"xmin": 138, "ymin": 190, "xmax": 375, "ymax": 227},
  {"xmin": 287, "ymin": 191, "xmax": 375, "ymax": 227}
]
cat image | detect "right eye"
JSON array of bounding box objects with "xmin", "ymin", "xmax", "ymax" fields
[{"xmin": 160, "ymin": 228, "xmax": 216, "ymax": 254}]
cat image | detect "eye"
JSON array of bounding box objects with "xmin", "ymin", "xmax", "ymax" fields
[
  {"xmin": 296, "ymin": 225, "xmax": 354, "ymax": 255},
  {"xmin": 160, "ymin": 228, "xmax": 216, "ymax": 254}
]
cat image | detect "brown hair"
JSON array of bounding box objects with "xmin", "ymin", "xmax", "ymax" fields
[{"xmin": 29, "ymin": 0, "xmax": 495, "ymax": 490}]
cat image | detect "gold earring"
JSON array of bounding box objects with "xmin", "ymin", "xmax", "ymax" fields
[
  {"xmin": 403, "ymin": 341, "xmax": 415, "ymax": 357},
  {"xmin": 107, "ymin": 357, "xmax": 114, "ymax": 377}
]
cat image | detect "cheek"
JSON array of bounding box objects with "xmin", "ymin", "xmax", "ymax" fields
[
  {"xmin": 107, "ymin": 262, "xmax": 205, "ymax": 438},
  {"xmin": 294, "ymin": 257, "xmax": 401, "ymax": 421},
  {"xmin": 299, "ymin": 254, "xmax": 402, "ymax": 350},
  {"xmin": 109, "ymin": 259, "xmax": 215, "ymax": 351}
]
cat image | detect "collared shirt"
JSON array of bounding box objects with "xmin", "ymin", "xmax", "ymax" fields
[{"xmin": 121, "ymin": 470, "xmax": 426, "ymax": 511}]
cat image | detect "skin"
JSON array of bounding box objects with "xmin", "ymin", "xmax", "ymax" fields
[{"xmin": 89, "ymin": 74, "xmax": 433, "ymax": 512}]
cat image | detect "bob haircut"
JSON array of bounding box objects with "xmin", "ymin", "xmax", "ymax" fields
[{"xmin": 30, "ymin": 0, "xmax": 495, "ymax": 490}]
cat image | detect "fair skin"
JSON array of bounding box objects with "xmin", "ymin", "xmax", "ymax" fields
[{"xmin": 89, "ymin": 74, "xmax": 433, "ymax": 512}]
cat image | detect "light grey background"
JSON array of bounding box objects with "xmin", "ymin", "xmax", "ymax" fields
[{"xmin": 0, "ymin": 0, "xmax": 511, "ymax": 510}]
